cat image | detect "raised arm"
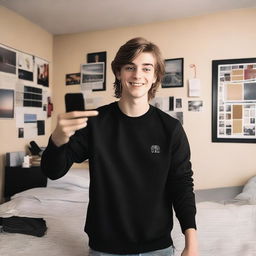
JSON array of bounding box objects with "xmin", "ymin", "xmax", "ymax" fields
[{"xmin": 41, "ymin": 110, "xmax": 98, "ymax": 180}]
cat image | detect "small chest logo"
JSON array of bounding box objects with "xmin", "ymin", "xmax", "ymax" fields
[{"xmin": 151, "ymin": 145, "xmax": 160, "ymax": 154}]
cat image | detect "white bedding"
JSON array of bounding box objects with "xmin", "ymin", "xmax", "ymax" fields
[
  {"xmin": 0, "ymin": 169, "xmax": 256, "ymax": 256},
  {"xmin": 0, "ymin": 168, "xmax": 90, "ymax": 256},
  {"xmin": 172, "ymin": 201, "xmax": 256, "ymax": 256}
]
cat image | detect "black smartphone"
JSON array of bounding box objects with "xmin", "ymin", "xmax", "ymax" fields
[{"xmin": 65, "ymin": 93, "xmax": 85, "ymax": 112}]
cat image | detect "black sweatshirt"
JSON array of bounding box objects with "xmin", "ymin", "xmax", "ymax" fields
[{"xmin": 41, "ymin": 102, "xmax": 196, "ymax": 254}]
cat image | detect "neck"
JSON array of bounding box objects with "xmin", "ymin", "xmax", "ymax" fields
[{"xmin": 118, "ymin": 98, "xmax": 150, "ymax": 117}]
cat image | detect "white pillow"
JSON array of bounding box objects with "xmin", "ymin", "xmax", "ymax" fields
[
  {"xmin": 234, "ymin": 176, "xmax": 256, "ymax": 204},
  {"xmin": 47, "ymin": 168, "xmax": 90, "ymax": 190},
  {"xmin": 12, "ymin": 187, "xmax": 89, "ymax": 203},
  {"xmin": 0, "ymin": 196, "xmax": 87, "ymax": 218}
]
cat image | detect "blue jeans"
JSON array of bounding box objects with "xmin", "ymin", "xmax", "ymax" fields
[{"xmin": 89, "ymin": 246, "xmax": 175, "ymax": 256}]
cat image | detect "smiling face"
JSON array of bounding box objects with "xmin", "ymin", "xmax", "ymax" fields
[{"xmin": 117, "ymin": 52, "xmax": 157, "ymax": 103}]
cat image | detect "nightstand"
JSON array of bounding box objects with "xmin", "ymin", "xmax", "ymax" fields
[{"xmin": 4, "ymin": 166, "xmax": 47, "ymax": 199}]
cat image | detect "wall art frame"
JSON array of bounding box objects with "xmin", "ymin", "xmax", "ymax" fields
[
  {"xmin": 212, "ymin": 57, "xmax": 256, "ymax": 143},
  {"xmin": 162, "ymin": 58, "xmax": 184, "ymax": 88},
  {"xmin": 87, "ymin": 51, "xmax": 106, "ymax": 91}
]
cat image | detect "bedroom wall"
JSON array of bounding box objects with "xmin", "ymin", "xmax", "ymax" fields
[
  {"xmin": 0, "ymin": 6, "xmax": 53, "ymax": 202},
  {"xmin": 53, "ymin": 8, "xmax": 256, "ymax": 190}
]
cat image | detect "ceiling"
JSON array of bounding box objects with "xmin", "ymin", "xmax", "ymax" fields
[{"xmin": 1, "ymin": 0, "xmax": 256, "ymax": 35}]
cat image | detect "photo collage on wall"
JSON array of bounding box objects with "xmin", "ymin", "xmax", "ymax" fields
[
  {"xmin": 151, "ymin": 96, "xmax": 184, "ymax": 125},
  {"xmin": 0, "ymin": 43, "xmax": 51, "ymax": 139},
  {"xmin": 217, "ymin": 63, "xmax": 256, "ymax": 139}
]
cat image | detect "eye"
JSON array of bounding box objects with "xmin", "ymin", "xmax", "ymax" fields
[
  {"xmin": 124, "ymin": 66, "xmax": 135, "ymax": 71},
  {"xmin": 143, "ymin": 67, "xmax": 152, "ymax": 72}
]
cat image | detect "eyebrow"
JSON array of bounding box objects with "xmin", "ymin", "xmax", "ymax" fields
[{"xmin": 126, "ymin": 62, "xmax": 154, "ymax": 67}]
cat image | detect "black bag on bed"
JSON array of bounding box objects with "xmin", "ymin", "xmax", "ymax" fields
[{"xmin": 0, "ymin": 216, "xmax": 47, "ymax": 237}]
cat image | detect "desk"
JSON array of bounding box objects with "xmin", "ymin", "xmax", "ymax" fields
[{"xmin": 4, "ymin": 166, "xmax": 47, "ymax": 199}]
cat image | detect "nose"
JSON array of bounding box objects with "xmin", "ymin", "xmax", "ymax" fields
[{"xmin": 133, "ymin": 68, "xmax": 142, "ymax": 79}]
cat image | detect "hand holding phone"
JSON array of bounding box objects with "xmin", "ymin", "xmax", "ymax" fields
[{"xmin": 51, "ymin": 93, "xmax": 98, "ymax": 147}]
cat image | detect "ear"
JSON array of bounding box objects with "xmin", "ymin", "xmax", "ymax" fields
[
  {"xmin": 116, "ymin": 71, "xmax": 121, "ymax": 80},
  {"xmin": 152, "ymin": 74, "xmax": 157, "ymax": 84}
]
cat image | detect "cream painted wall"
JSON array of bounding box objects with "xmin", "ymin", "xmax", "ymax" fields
[
  {"xmin": 53, "ymin": 8, "xmax": 256, "ymax": 189},
  {"xmin": 0, "ymin": 6, "xmax": 255, "ymax": 198},
  {"xmin": 0, "ymin": 6, "xmax": 53, "ymax": 201}
]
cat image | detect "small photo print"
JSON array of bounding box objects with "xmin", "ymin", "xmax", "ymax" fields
[
  {"xmin": 36, "ymin": 58, "xmax": 49, "ymax": 87},
  {"xmin": 244, "ymin": 83, "xmax": 256, "ymax": 100},
  {"xmin": 188, "ymin": 100, "xmax": 203, "ymax": 112},
  {"xmin": 219, "ymin": 105, "xmax": 224, "ymax": 112},
  {"xmin": 169, "ymin": 97, "xmax": 174, "ymax": 111},
  {"xmin": 65, "ymin": 73, "xmax": 81, "ymax": 85},
  {"xmin": 23, "ymin": 85, "xmax": 43, "ymax": 108},
  {"xmin": 87, "ymin": 51, "xmax": 106, "ymax": 64},
  {"xmin": 0, "ymin": 46, "xmax": 16, "ymax": 74},
  {"xmin": 226, "ymin": 113, "xmax": 231, "ymax": 119},
  {"xmin": 0, "ymin": 89, "xmax": 14, "ymax": 118},
  {"xmin": 37, "ymin": 120, "xmax": 45, "ymax": 135},
  {"xmin": 226, "ymin": 128, "xmax": 232, "ymax": 135},
  {"xmin": 24, "ymin": 113, "xmax": 37, "ymax": 123},
  {"xmin": 219, "ymin": 128, "xmax": 225, "ymax": 135},
  {"xmin": 150, "ymin": 97, "xmax": 170, "ymax": 112},
  {"xmin": 219, "ymin": 121, "xmax": 225, "ymax": 127},
  {"xmin": 81, "ymin": 63, "xmax": 104, "ymax": 83},
  {"xmin": 18, "ymin": 128, "xmax": 24, "ymax": 138},
  {"xmin": 176, "ymin": 98, "xmax": 182, "ymax": 108},
  {"xmin": 220, "ymin": 66, "xmax": 231, "ymax": 71},
  {"xmin": 81, "ymin": 62, "xmax": 104, "ymax": 91},
  {"xmin": 224, "ymin": 73, "xmax": 231, "ymax": 81},
  {"xmin": 18, "ymin": 52, "xmax": 34, "ymax": 81},
  {"xmin": 219, "ymin": 114, "xmax": 225, "ymax": 120},
  {"xmin": 244, "ymin": 66, "xmax": 256, "ymax": 80},
  {"xmin": 226, "ymin": 105, "xmax": 231, "ymax": 112},
  {"xmin": 244, "ymin": 126, "xmax": 255, "ymax": 136}
]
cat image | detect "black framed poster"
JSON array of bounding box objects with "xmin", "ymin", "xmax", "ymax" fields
[{"xmin": 212, "ymin": 58, "xmax": 256, "ymax": 143}]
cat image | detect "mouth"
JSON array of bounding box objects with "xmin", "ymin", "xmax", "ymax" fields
[{"xmin": 129, "ymin": 82, "xmax": 144, "ymax": 87}]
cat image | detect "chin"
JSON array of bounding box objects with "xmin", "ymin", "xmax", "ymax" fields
[{"xmin": 130, "ymin": 93, "xmax": 148, "ymax": 100}]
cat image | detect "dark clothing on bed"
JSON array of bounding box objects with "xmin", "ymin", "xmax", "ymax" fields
[
  {"xmin": 41, "ymin": 102, "xmax": 196, "ymax": 254},
  {"xmin": 1, "ymin": 216, "xmax": 47, "ymax": 237}
]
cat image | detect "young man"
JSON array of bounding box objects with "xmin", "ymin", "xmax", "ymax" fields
[{"xmin": 41, "ymin": 37, "xmax": 198, "ymax": 256}]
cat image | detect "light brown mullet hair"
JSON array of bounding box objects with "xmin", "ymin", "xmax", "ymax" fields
[{"xmin": 111, "ymin": 37, "xmax": 165, "ymax": 101}]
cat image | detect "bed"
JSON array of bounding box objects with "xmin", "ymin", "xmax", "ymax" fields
[
  {"xmin": 0, "ymin": 169, "xmax": 90, "ymax": 256},
  {"xmin": 0, "ymin": 168, "xmax": 256, "ymax": 256}
]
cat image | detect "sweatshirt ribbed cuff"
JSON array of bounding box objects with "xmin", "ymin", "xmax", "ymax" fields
[{"xmin": 179, "ymin": 213, "xmax": 197, "ymax": 234}]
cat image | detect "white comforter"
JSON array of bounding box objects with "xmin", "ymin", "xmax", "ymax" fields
[
  {"xmin": 0, "ymin": 169, "xmax": 90, "ymax": 256},
  {"xmin": 0, "ymin": 199, "xmax": 89, "ymax": 256},
  {"xmin": 0, "ymin": 170, "xmax": 256, "ymax": 256},
  {"xmin": 173, "ymin": 201, "xmax": 256, "ymax": 256}
]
